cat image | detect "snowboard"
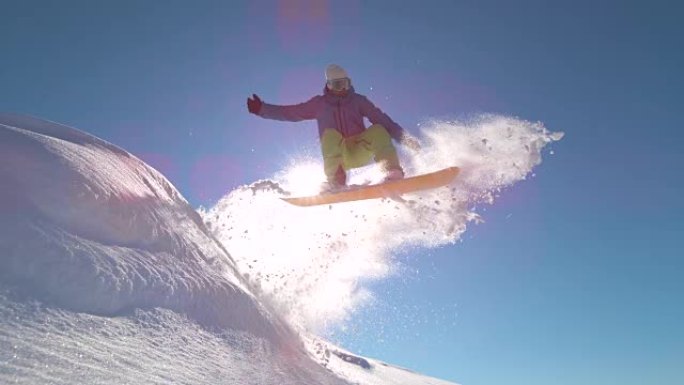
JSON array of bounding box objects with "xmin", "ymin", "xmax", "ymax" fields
[{"xmin": 281, "ymin": 166, "xmax": 460, "ymax": 207}]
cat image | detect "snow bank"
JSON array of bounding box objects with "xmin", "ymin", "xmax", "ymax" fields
[
  {"xmin": 203, "ymin": 114, "xmax": 564, "ymax": 332},
  {"xmin": 0, "ymin": 114, "xmax": 287, "ymax": 342}
]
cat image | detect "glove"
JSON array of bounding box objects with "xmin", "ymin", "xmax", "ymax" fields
[
  {"xmin": 247, "ymin": 94, "xmax": 263, "ymax": 115},
  {"xmin": 401, "ymin": 134, "xmax": 421, "ymax": 152}
]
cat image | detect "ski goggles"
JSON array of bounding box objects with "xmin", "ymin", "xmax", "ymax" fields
[{"xmin": 326, "ymin": 77, "xmax": 351, "ymax": 92}]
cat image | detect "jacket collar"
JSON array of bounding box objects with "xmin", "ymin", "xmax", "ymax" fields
[{"xmin": 323, "ymin": 84, "xmax": 356, "ymax": 103}]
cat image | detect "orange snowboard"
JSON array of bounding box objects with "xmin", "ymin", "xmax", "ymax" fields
[{"xmin": 281, "ymin": 166, "xmax": 460, "ymax": 207}]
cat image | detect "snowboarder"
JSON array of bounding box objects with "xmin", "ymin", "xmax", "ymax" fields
[{"xmin": 247, "ymin": 64, "xmax": 421, "ymax": 191}]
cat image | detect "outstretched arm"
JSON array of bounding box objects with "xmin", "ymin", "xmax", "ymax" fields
[{"xmin": 247, "ymin": 94, "xmax": 319, "ymax": 122}]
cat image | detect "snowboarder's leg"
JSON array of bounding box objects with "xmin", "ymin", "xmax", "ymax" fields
[
  {"xmin": 341, "ymin": 134, "xmax": 375, "ymax": 170},
  {"xmin": 320, "ymin": 129, "xmax": 347, "ymax": 186},
  {"xmin": 321, "ymin": 126, "xmax": 402, "ymax": 187},
  {"xmin": 361, "ymin": 124, "xmax": 402, "ymax": 173}
]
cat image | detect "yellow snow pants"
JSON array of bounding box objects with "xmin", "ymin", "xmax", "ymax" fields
[{"xmin": 320, "ymin": 124, "xmax": 401, "ymax": 183}]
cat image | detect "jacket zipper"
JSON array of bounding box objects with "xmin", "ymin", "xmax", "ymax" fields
[{"xmin": 337, "ymin": 100, "xmax": 344, "ymax": 135}]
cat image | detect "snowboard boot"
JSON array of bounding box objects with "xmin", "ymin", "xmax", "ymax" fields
[
  {"xmin": 383, "ymin": 168, "xmax": 405, "ymax": 183},
  {"xmin": 321, "ymin": 166, "xmax": 347, "ymax": 193}
]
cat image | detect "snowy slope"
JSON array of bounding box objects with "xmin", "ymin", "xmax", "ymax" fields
[
  {"xmin": 0, "ymin": 114, "xmax": 461, "ymax": 385},
  {"xmin": 304, "ymin": 336, "xmax": 458, "ymax": 385},
  {"xmin": 0, "ymin": 113, "xmax": 284, "ymax": 338}
]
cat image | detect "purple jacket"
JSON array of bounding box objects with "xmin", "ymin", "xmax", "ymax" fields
[{"xmin": 259, "ymin": 86, "xmax": 406, "ymax": 141}]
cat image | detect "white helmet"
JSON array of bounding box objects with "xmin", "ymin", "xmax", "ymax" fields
[{"xmin": 325, "ymin": 64, "xmax": 351, "ymax": 92}]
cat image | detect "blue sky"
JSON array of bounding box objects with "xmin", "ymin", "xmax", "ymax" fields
[{"xmin": 2, "ymin": 1, "xmax": 682, "ymax": 384}]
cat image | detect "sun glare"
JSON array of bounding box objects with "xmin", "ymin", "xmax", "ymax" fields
[
  {"xmin": 279, "ymin": 160, "xmax": 388, "ymax": 197},
  {"xmin": 280, "ymin": 161, "xmax": 325, "ymax": 196}
]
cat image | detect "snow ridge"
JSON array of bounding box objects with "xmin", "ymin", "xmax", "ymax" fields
[{"xmin": 0, "ymin": 113, "xmax": 287, "ymax": 342}]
